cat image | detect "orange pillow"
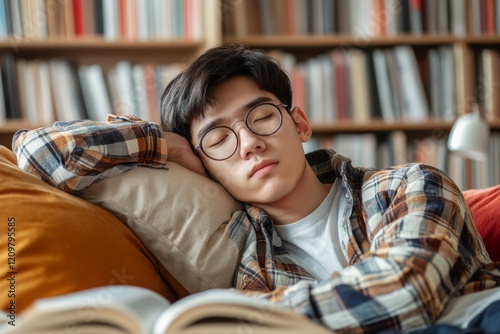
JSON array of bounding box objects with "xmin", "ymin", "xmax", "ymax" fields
[
  {"xmin": 462, "ymin": 185, "xmax": 500, "ymax": 263},
  {"xmin": 0, "ymin": 146, "xmax": 178, "ymax": 313}
]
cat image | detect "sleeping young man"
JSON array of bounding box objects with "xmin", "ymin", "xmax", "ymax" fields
[{"xmin": 13, "ymin": 45, "xmax": 500, "ymax": 333}]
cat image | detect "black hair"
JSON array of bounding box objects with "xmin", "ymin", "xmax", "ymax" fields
[{"xmin": 160, "ymin": 44, "xmax": 292, "ymax": 140}]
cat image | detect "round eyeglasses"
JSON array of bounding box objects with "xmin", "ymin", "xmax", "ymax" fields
[{"xmin": 194, "ymin": 102, "xmax": 287, "ymax": 161}]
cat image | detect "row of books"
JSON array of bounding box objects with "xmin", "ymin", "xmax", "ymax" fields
[
  {"xmin": 0, "ymin": 53, "xmax": 183, "ymax": 124},
  {"xmin": 476, "ymin": 48, "xmax": 500, "ymax": 121},
  {"xmin": 4, "ymin": 47, "xmax": 499, "ymax": 126},
  {"xmin": 270, "ymin": 45, "xmax": 457, "ymax": 124},
  {"xmin": 0, "ymin": 0, "xmax": 204, "ymax": 41},
  {"xmin": 1, "ymin": 44, "xmax": 478, "ymax": 126},
  {"xmin": 303, "ymin": 131, "xmax": 500, "ymax": 190},
  {"xmin": 223, "ymin": 0, "xmax": 473, "ymax": 37}
]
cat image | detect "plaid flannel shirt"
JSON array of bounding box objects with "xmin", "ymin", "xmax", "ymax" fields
[
  {"xmin": 13, "ymin": 115, "xmax": 168, "ymax": 192},
  {"xmin": 13, "ymin": 115, "xmax": 500, "ymax": 333}
]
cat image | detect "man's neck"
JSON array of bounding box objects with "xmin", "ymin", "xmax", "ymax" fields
[{"xmin": 254, "ymin": 165, "xmax": 333, "ymax": 225}]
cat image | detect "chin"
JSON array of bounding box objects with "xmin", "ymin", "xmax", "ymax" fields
[{"xmin": 247, "ymin": 185, "xmax": 294, "ymax": 206}]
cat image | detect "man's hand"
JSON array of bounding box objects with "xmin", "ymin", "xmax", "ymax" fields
[{"xmin": 163, "ymin": 132, "xmax": 207, "ymax": 177}]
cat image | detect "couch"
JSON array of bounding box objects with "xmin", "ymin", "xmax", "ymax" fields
[
  {"xmin": 0, "ymin": 144, "xmax": 245, "ymax": 314},
  {"xmin": 1, "ymin": 144, "xmax": 499, "ymax": 315}
]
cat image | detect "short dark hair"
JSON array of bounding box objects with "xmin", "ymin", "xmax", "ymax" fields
[{"xmin": 159, "ymin": 44, "xmax": 292, "ymax": 140}]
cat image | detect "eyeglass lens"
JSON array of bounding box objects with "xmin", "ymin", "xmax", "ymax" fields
[{"xmin": 200, "ymin": 103, "xmax": 282, "ymax": 160}]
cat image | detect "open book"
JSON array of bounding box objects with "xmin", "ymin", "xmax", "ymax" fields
[{"xmin": 0, "ymin": 285, "xmax": 331, "ymax": 334}]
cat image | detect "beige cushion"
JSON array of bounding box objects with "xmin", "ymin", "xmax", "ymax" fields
[
  {"xmin": 0, "ymin": 146, "xmax": 176, "ymax": 313},
  {"xmin": 76, "ymin": 162, "xmax": 244, "ymax": 294}
]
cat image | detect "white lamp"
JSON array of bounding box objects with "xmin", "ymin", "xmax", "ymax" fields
[{"xmin": 447, "ymin": 103, "xmax": 490, "ymax": 160}]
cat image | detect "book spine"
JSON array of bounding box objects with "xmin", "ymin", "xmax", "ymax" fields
[
  {"xmin": 103, "ymin": 0, "xmax": 118, "ymax": 40},
  {"xmin": 72, "ymin": 0, "xmax": 84, "ymax": 36},
  {"xmin": 94, "ymin": 0, "xmax": 104, "ymax": 35},
  {"xmin": 1, "ymin": 53, "xmax": 21, "ymax": 119}
]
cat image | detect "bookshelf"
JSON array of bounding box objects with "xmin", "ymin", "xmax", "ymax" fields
[
  {"xmin": 0, "ymin": 0, "xmax": 221, "ymax": 147},
  {"xmin": 1, "ymin": 0, "xmax": 499, "ymax": 190},
  {"xmin": 221, "ymin": 0, "xmax": 500, "ymax": 190},
  {"xmin": 0, "ymin": 39, "xmax": 207, "ymax": 146}
]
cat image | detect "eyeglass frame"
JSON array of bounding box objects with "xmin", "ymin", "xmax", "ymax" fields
[{"xmin": 194, "ymin": 102, "xmax": 288, "ymax": 161}]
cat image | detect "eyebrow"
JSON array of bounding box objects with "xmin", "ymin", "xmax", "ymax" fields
[{"xmin": 196, "ymin": 96, "xmax": 275, "ymax": 140}]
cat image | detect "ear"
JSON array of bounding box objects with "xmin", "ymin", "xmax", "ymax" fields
[{"xmin": 289, "ymin": 106, "xmax": 312, "ymax": 142}]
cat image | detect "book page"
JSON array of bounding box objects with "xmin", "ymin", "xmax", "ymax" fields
[
  {"xmin": 0, "ymin": 285, "xmax": 170, "ymax": 334},
  {"xmin": 4, "ymin": 323, "xmax": 129, "ymax": 334},
  {"xmin": 437, "ymin": 286, "xmax": 500, "ymax": 327},
  {"xmin": 152, "ymin": 289, "xmax": 331, "ymax": 334}
]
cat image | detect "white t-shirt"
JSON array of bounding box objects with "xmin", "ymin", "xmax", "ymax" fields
[{"xmin": 274, "ymin": 179, "xmax": 348, "ymax": 280}]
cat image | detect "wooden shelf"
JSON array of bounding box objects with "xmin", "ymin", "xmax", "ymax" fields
[
  {"xmin": 224, "ymin": 34, "xmax": 460, "ymax": 48},
  {"xmin": 3, "ymin": 119, "xmax": 500, "ymax": 135},
  {"xmin": 311, "ymin": 120, "xmax": 452, "ymax": 134},
  {"xmin": 0, "ymin": 38, "xmax": 204, "ymax": 51},
  {"xmin": 0, "ymin": 120, "xmax": 43, "ymax": 133},
  {"xmin": 0, "ymin": 38, "xmax": 209, "ymax": 65},
  {"xmin": 463, "ymin": 35, "xmax": 500, "ymax": 44},
  {"xmin": 311, "ymin": 119, "xmax": 500, "ymax": 134},
  {"xmin": 489, "ymin": 119, "xmax": 500, "ymax": 128},
  {"xmin": 2, "ymin": 34, "xmax": 497, "ymax": 52},
  {"xmin": 224, "ymin": 34, "xmax": 500, "ymax": 51}
]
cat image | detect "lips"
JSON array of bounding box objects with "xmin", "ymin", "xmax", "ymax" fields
[{"xmin": 249, "ymin": 160, "xmax": 278, "ymax": 177}]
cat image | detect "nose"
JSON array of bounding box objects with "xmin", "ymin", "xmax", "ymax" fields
[{"xmin": 232, "ymin": 121, "xmax": 266, "ymax": 159}]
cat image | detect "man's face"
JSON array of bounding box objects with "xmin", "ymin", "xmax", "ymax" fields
[{"xmin": 190, "ymin": 76, "xmax": 312, "ymax": 206}]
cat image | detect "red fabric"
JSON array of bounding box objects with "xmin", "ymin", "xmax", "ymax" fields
[{"xmin": 463, "ymin": 185, "xmax": 500, "ymax": 262}]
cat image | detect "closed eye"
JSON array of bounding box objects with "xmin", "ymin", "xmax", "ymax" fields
[
  {"xmin": 207, "ymin": 134, "xmax": 228, "ymax": 148},
  {"xmin": 253, "ymin": 112, "xmax": 273, "ymax": 123}
]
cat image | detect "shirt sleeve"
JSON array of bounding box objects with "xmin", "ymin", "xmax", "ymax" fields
[
  {"xmin": 12, "ymin": 114, "xmax": 168, "ymax": 192},
  {"xmin": 257, "ymin": 164, "xmax": 496, "ymax": 332}
]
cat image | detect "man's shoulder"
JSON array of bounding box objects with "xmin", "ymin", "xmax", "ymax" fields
[
  {"xmin": 361, "ymin": 162, "xmax": 452, "ymax": 195},
  {"xmin": 306, "ymin": 149, "xmax": 453, "ymax": 198}
]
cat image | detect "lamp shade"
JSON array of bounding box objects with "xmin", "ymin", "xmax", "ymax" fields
[{"xmin": 447, "ymin": 110, "xmax": 490, "ymax": 160}]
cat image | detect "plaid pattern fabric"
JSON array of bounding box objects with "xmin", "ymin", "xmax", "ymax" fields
[
  {"xmin": 234, "ymin": 149, "xmax": 500, "ymax": 332},
  {"xmin": 12, "ymin": 118, "xmax": 500, "ymax": 333},
  {"xmin": 13, "ymin": 114, "xmax": 168, "ymax": 192}
]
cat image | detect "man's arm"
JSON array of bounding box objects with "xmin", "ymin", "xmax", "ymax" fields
[
  {"xmin": 246, "ymin": 164, "xmax": 499, "ymax": 332},
  {"xmin": 13, "ymin": 114, "xmax": 205, "ymax": 192}
]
